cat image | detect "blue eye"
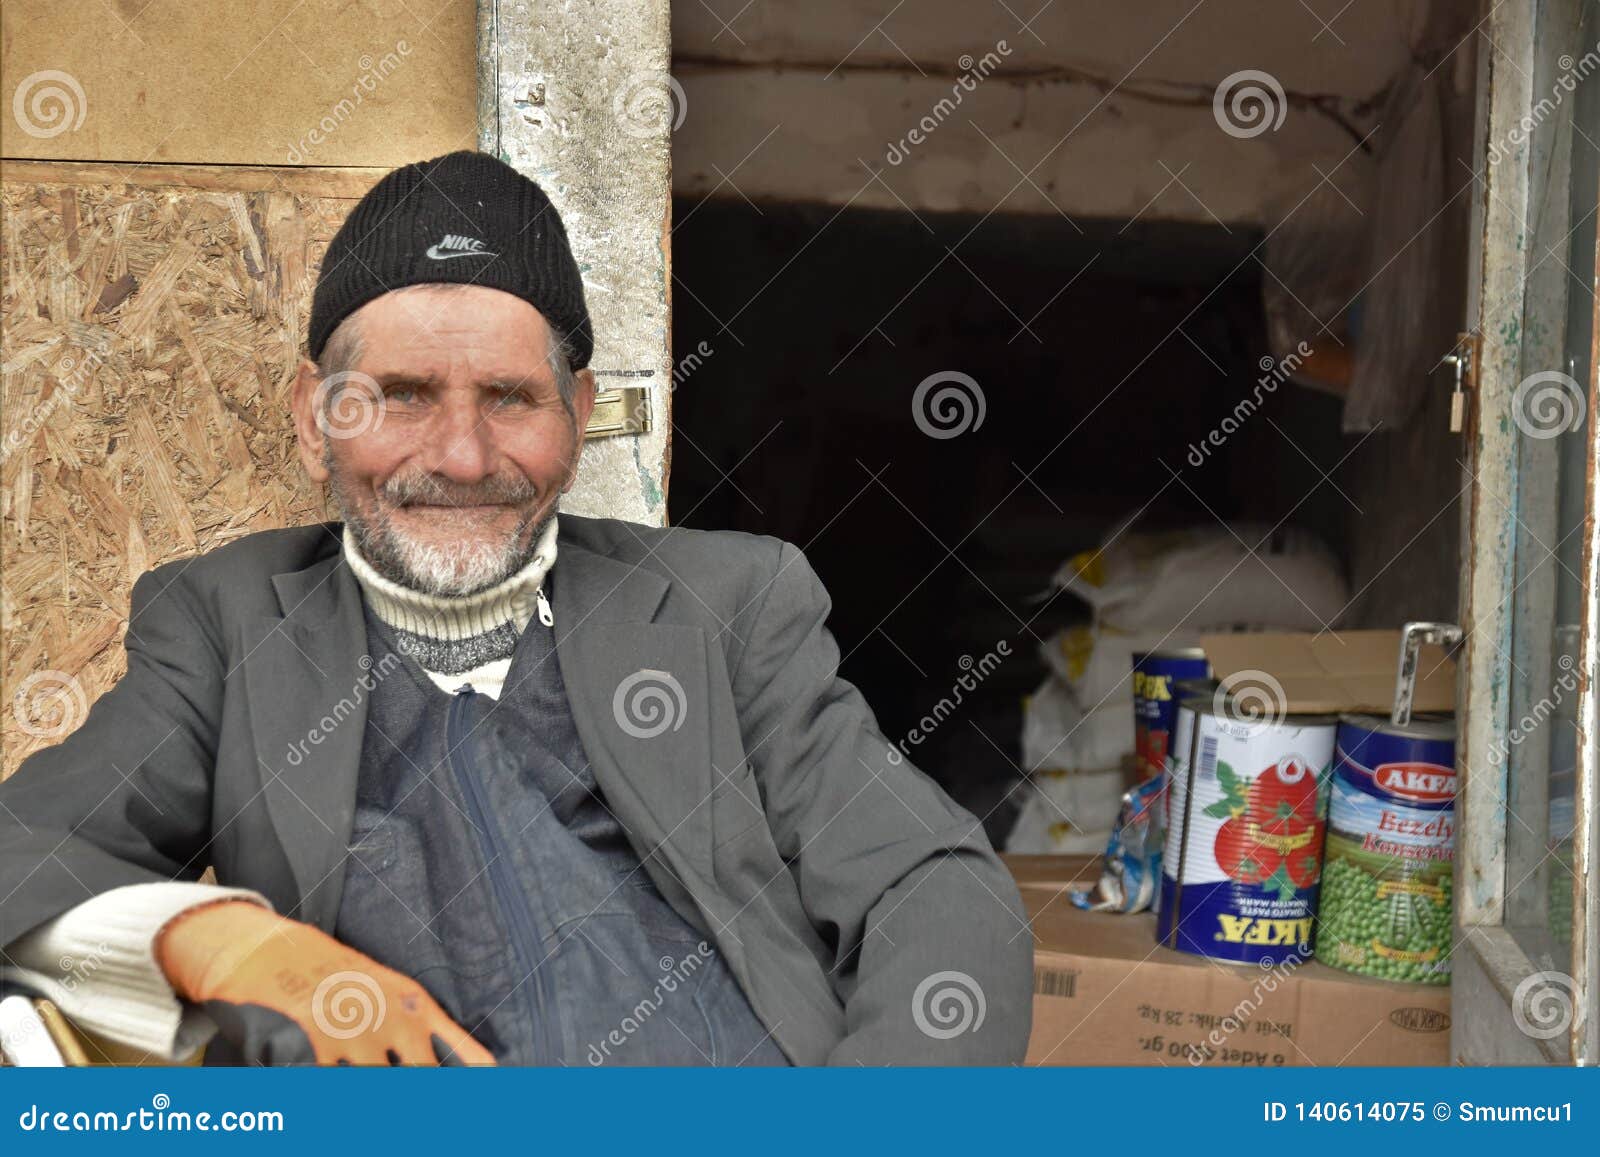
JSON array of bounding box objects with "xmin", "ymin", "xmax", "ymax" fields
[{"xmin": 387, "ymin": 386, "xmax": 417, "ymax": 404}]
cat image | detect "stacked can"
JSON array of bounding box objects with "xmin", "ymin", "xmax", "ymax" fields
[
  {"xmin": 1157, "ymin": 694, "xmax": 1336, "ymax": 965},
  {"xmin": 1131, "ymin": 648, "xmax": 1210, "ymax": 781},
  {"xmin": 1314, "ymin": 714, "xmax": 1456, "ymax": 984}
]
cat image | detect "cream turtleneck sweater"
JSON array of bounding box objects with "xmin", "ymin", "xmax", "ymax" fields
[{"xmin": 341, "ymin": 514, "xmax": 559, "ymax": 700}]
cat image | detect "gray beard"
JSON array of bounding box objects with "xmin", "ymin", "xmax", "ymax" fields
[
  {"xmin": 349, "ymin": 504, "xmax": 555, "ymax": 597},
  {"xmin": 326, "ymin": 459, "xmax": 555, "ymax": 596}
]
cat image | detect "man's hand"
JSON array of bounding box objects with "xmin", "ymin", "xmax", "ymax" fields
[{"xmin": 155, "ymin": 900, "xmax": 495, "ymax": 1066}]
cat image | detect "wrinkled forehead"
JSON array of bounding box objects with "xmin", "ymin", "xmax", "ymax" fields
[{"xmin": 350, "ymin": 284, "xmax": 557, "ymax": 372}]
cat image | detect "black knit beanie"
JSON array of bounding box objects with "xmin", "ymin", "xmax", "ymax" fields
[{"xmin": 307, "ymin": 150, "xmax": 592, "ymax": 369}]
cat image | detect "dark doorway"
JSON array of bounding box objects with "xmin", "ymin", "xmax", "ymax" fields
[{"xmin": 668, "ymin": 198, "xmax": 1348, "ymax": 841}]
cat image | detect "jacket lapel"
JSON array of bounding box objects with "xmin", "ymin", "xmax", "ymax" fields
[
  {"xmin": 238, "ymin": 532, "xmax": 370, "ymax": 929},
  {"xmin": 550, "ymin": 531, "xmax": 717, "ymax": 887},
  {"xmin": 240, "ymin": 519, "xmax": 718, "ymax": 932}
]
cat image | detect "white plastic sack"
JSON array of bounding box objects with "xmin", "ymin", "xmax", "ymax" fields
[
  {"xmin": 1040, "ymin": 624, "xmax": 1203, "ymax": 713},
  {"xmin": 1051, "ymin": 519, "xmax": 1347, "ymax": 633},
  {"xmin": 1020, "ymin": 676, "xmax": 1130, "ymax": 774},
  {"xmin": 1005, "ymin": 772, "xmax": 1119, "ymax": 855}
]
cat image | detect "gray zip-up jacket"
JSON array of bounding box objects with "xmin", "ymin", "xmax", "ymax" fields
[{"xmin": 0, "ymin": 514, "xmax": 1033, "ymax": 1064}]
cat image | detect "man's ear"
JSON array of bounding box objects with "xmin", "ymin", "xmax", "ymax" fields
[
  {"xmin": 291, "ymin": 358, "xmax": 330, "ymax": 484},
  {"xmin": 563, "ymin": 368, "xmax": 598, "ymax": 492}
]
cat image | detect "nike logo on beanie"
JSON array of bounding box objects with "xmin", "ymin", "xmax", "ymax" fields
[
  {"xmin": 426, "ymin": 234, "xmax": 499, "ymax": 260},
  {"xmin": 307, "ymin": 151, "xmax": 593, "ymax": 369}
]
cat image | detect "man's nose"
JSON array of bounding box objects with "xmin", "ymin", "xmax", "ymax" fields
[{"xmin": 420, "ymin": 393, "xmax": 495, "ymax": 482}]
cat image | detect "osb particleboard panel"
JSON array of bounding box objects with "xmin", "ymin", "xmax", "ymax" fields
[
  {"xmin": 0, "ymin": 165, "xmax": 376, "ymax": 777},
  {"xmin": 2, "ymin": 0, "xmax": 475, "ymax": 167}
]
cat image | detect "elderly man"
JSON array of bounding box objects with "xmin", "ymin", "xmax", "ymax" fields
[{"xmin": 0, "ymin": 151, "xmax": 1031, "ymax": 1066}]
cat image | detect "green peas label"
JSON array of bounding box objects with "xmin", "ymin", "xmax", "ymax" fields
[{"xmin": 1314, "ymin": 723, "xmax": 1456, "ymax": 986}]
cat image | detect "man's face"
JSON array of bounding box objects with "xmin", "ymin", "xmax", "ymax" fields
[{"xmin": 292, "ymin": 285, "xmax": 596, "ymax": 595}]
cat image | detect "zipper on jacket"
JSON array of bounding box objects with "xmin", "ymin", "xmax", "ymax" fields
[{"xmin": 445, "ymin": 686, "xmax": 558, "ymax": 1063}]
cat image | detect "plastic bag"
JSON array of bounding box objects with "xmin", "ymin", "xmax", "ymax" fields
[{"xmin": 1069, "ymin": 776, "xmax": 1166, "ymax": 913}]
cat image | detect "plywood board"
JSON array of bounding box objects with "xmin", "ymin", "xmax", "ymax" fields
[
  {"xmin": 1, "ymin": 166, "xmax": 358, "ymax": 775},
  {"xmin": 2, "ymin": 0, "xmax": 475, "ymax": 167}
]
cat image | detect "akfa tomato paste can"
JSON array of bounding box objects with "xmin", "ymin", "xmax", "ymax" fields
[
  {"xmin": 1313, "ymin": 714, "xmax": 1456, "ymax": 984},
  {"xmin": 1156, "ymin": 698, "xmax": 1337, "ymax": 964},
  {"xmin": 1131, "ymin": 648, "xmax": 1210, "ymax": 780}
]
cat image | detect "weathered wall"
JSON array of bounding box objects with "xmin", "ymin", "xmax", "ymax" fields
[
  {"xmin": 478, "ymin": 0, "xmax": 673, "ymax": 525},
  {"xmin": 674, "ymin": 0, "xmax": 1413, "ymax": 93},
  {"xmin": 673, "ymin": 67, "xmax": 1369, "ymax": 223},
  {"xmin": 7, "ymin": 0, "xmax": 1418, "ymax": 226},
  {"xmin": 671, "ymin": 0, "xmax": 1416, "ymax": 224}
]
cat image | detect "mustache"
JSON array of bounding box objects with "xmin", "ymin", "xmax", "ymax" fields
[{"xmin": 380, "ymin": 473, "xmax": 540, "ymax": 508}]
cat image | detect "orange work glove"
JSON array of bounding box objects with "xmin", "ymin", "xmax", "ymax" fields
[{"xmin": 154, "ymin": 899, "xmax": 495, "ymax": 1066}]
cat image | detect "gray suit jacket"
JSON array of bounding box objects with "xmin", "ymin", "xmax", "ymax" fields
[{"xmin": 0, "ymin": 514, "xmax": 1032, "ymax": 1065}]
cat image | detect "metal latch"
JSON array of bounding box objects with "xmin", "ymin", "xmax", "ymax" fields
[
  {"xmin": 1393, "ymin": 621, "xmax": 1464, "ymax": 726},
  {"xmin": 1443, "ymin": 333, "xmax": 1479, "ymax": 434},
  {"xmin": 584, "ymin": 386, "xmax": 652, "ymax": 439}
]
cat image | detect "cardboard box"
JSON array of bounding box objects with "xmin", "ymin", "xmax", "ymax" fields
[
  {"xmin": 1020, "ymin": 888, "xmax": 1452, "ymax": 1067},
  {"xmin": 1002, "ymin": 853, "xmax": 1102, "ymax": 895},
  {"xmin": 1200, "ymin": 629, "xmax": 1456, "ymax": 716}
]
